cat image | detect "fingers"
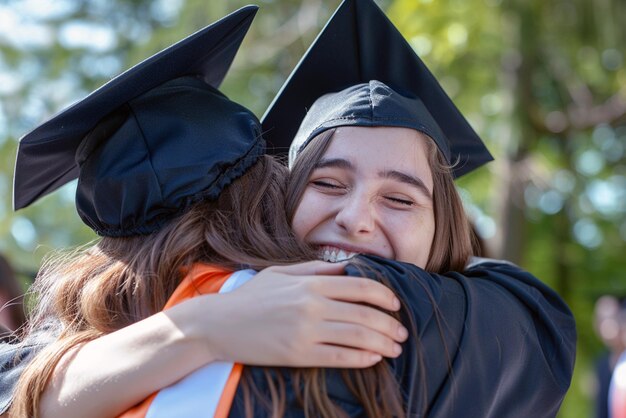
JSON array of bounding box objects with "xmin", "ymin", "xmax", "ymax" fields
[
  {"xmin": 318, "ymin": 321, "xmax": 403, "ymax": 359},
  {"xmin": 312, "ymin": 276, "xmax": 401, "ymax": 312},
  {"xmin": 260, "ymin": 263, "xmax": 400, "ymax": 313},
  {"xmin": 307, "ymin": 345, "xmax": 383, "ymax": 369},
  {"xmin": 270, "ymin": 260, "xmax": 348, "ymax": 276},
  {"xmin": 322, "ymin": 299, "xmax": 408, "ymax": 344}
]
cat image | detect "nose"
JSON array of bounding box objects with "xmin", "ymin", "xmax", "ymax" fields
[{"xmin": 334, "ymin": 193, "xmax": 375, "ymax": 235}]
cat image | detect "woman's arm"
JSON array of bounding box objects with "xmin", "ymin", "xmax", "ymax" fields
[
  {"xmin": 38, "ymin": 261, "xmax": 408, "ymax": 418},
  {"xmin": 344, "ymin": 256, "xmax": 576, "ymax": 417}
]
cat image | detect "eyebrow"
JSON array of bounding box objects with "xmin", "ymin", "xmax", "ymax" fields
[
  {"xmin": 380, "ymin": 170, "xmax": 432, "ymax": 199},
  {"xmin": 314, "ymin": 158, "xmax": 432, "ymax": 199},
  {"xmin": 314, "ymin": 158, "xmax": 353, "ymax": 170}
]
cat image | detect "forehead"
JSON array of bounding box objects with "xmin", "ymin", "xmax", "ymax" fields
[{"xmin": 322, "ymin": 126, "xmax": 434, "ymax": 187}]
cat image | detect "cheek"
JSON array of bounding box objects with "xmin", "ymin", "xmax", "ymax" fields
[
  {"xmin": 389, "ymin": 211, "xmax": 435, "ymax": 267},
  {"xmin": 291, "ymin": 211, "xmax": 308, "ymax": 241},
  {"xmin": 291, "ymin": 191, "xmax": 319, "ymax": 240}
]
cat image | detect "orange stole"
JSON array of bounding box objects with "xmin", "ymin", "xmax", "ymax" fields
[{"xmin": 118, "ymin": 264, "xmax": 242, "ymax": 418}]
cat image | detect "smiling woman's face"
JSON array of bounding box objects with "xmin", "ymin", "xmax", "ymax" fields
[{"xmin": 291, "ymin": 126, "xmax": 436, "ymax": 268}]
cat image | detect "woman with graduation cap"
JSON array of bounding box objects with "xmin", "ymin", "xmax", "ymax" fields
[
  {"xmin": 246, "ymin": 1, "xmax": 576, "ymax": 416},
  {"xmin": 3, "ymin": 1, "xmax": 575, "ymax": 418},
  {"xmin": 3, "ymin": 6, "xmax": 410, "ymax": 418}
]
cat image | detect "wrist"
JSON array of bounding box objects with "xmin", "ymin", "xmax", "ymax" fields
[{"xmin": 163, "ymin": 295, "xmax": 221, "ymax": 365}]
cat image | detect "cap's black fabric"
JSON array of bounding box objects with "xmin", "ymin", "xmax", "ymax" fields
[
  {"xmin": 288, "ymin": 80, "xmax": 450, "ymax": 166},
  {"xmin": 262, "ymin": 0, "xmax": 492, "ymax": 177},
  {"xmin": 13, "ymin": 7, "xmax": 265, "ymax": 237},
  {"xmin": 75, "ymin": 77, "xmax": 264, "ymax": 237}
]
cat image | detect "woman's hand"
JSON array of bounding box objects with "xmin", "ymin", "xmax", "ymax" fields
[{"xmin": 175, "ymin": 260, "xmax": 408, "ymax": 369}]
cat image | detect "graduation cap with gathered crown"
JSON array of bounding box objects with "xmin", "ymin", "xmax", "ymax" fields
[
  {"xmin": 13, "ymin": 6, "xmax": 265, "ymax": 237},
  {"xmin": 261, "ymin": 0, "xmax": 493, "ymax": 177}
]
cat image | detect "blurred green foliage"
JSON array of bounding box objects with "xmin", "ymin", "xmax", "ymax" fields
[{"xmin": 0, "ymin": 0, "xmax": 624, "ymax": 416}]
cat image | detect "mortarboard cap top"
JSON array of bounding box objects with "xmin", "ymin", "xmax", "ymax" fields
[
  {"xmin": 262, "ymin": 0, "xmax": 493, "ymax": 177},
  {"xmin": 13, "ymin": 6, "xmax": 264, "ymax": 237}
]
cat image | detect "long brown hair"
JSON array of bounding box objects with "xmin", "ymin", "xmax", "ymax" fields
[{"xmin": 10, "ymin": 155, "xmax": 313, "ymax": 418}]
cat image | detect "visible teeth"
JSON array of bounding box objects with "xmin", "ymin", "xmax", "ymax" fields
[
  {"xmin": 319, "ymin": 246, "xmax": 358, "ymax": 262},
  {"xmin": 336, "ymin": 250, "xmax": 348, "ymax": 261},
  {"xmin": 324, "ymin": 249, "xmax": 332, "ymax": 261}
]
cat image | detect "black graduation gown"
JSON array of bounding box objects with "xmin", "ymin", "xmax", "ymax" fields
[
  {"xmin": 228, "ymin": 256, "xmax": 576, "ymax": 418},
  {"xmin": 0, "ymin": 258, "xmax": 575, "ymax": 417}
]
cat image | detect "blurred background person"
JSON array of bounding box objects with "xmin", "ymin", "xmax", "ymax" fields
[
  {"xmin": 609, "ymin": 302, "xmax": 626, "ymax": 418},
  {"xmin": 0, "ymin": 254, "xmax": 26, "ymax": 336},
  {"xmin": 593, "ymin": 296, "xmax": 626, "ymax": 418}
]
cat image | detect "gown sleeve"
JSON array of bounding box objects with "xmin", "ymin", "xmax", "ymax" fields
[{"xmin": 343, "ymin": 255, "xmax": 576, "ymax": 418}]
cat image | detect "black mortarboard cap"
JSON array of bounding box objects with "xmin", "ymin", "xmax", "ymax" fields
[
  {"xmin": 13, "ymin": 6, "xmax": 265, "ymax": 237},
  {"xmin": 261, "ymin": 0, "xmax": 493, "ymax": 177}
]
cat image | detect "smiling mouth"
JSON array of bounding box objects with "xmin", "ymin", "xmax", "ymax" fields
[{"xmin": 318, "ymin": 245, "xmax": 359, "ymax": 263}]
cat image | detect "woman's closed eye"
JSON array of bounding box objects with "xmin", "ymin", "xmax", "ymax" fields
[
  {"xmin": 384, "ymin": 195, "xmax": 415, "ymax": 207},
  {"xmin": 311, "ymin": 179, "xmax": 344, "ymax": 190}
]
